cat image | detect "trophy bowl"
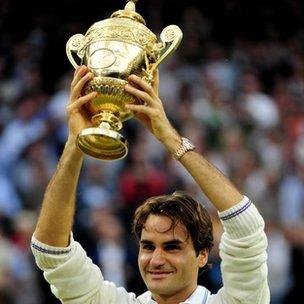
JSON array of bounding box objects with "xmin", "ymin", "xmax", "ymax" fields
[{"xmin": 66, "ymin": 0, "xmax": 183, "ymax": 160}]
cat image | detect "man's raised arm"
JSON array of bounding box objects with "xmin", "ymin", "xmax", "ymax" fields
[
  {"xmin": 34, "ymin": 66, "xmax": 96, "ymax": 247},
  {"xmin": 124, "ymin": 74, "xmax": 243, "ymax": 212}
]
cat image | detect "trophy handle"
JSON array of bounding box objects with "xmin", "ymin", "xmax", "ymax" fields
[
  {"xmin": 66, "ymin": 34, "xmax": 86, "ymax": 69},
  {"xmin": 146, "ymin": 25, "xmax": 183, "ymax": 80}
]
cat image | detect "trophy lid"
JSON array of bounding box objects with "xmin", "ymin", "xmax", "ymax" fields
[{"xmin": 111, "ymin": 0, "xmax": 146, "ymax": 25}]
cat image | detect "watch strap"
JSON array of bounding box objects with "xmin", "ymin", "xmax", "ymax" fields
[{"xmin": 172, "ymin": 137, "xmax": 195, "ymax": 160}]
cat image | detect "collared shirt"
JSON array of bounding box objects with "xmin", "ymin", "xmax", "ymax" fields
[{"xmin": 139, "ymin": 286, "xmax": 210, "ymax": 304}]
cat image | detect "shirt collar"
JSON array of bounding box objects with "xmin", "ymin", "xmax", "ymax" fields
[{"xmin": 144, "ymin": 286, "xmax": 209, "ymax": 304}]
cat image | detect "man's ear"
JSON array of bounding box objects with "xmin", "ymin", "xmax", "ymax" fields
[{"xmin": 198, "ymin": 249, "xmax": 208, "ymax": 268}]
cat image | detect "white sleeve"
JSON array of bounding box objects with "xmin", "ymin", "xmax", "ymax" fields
[
  {"xmin": 31, "ymin": 234, "xmax": 139, "ymax": 304},
  {"xmin": 212, "ymin": 196, "xmax": 270, "ymax": 304}
]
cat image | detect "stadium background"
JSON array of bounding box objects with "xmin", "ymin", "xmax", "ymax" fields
[{"xmin": 0, "ymin": 0, "xmax": 303, "ymax": 303}]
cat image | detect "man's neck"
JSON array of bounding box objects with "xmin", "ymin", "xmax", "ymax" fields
[{"xmin": 151, "ymin": 286, "xmax": 197, "ymax": 304}]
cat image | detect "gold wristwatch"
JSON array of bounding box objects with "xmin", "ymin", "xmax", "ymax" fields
[{"xmin": 173, "ymin": 137, "xmax": 195, "ymax": 160}]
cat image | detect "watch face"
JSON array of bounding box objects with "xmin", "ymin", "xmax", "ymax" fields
[
  {"xmin": 183, "ymin": 138, "xmax": 195, "ymax": 149},
  {"xmin": 89, "ymin": 48, "xmax": 116, "ymax": 69}
]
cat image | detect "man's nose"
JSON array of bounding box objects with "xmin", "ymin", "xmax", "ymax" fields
[{"xmin": 150, "ymin": 248, "xmax": 166, "ymax": 267}]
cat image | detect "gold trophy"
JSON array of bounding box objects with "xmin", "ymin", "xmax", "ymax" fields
[{"xmin": 66, "ymin": 0, "xmax": 183, "ymax": 160}]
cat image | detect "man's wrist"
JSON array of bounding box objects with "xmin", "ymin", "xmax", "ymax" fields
[
  {"xmin": 66, "ymin": 136, "xmax": 84, "ymax": 158},
  {"xmin": 158, "ymin": 130, "xmax": 196, "ymax": 161},
  {"xmin": 158, "ymin": 130, "xmax": 181, "ymax": 154}
]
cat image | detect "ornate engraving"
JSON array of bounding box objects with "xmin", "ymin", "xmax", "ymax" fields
[
  {"xmin": 84, "ymin": 76, "xmax": 137, "ymax": 122},
  {"xmin": 160, "ymin": 25, "xmax": 181, "ymax": 42},
  {"xmin": 69, "ymin": 34, "xmax": 85, "ymax": 50},
  {"xmin": 89, "ymin": 48, "xmax": 116, "ymax": 69},
  {"xmin": 66, "ymin": 34, "xmax": 86, "ymax": 68},
  {"xmin": 79, "ymin": 18, "xmax": 156, "ymax": 55}
]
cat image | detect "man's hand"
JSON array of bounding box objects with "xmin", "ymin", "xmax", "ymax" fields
[
  {"xmin": 124, "ymin": 72, "xmax": 178, "ymax": 143},
  {"xmin": 66, "ymin": 65, "xmax": 97, "ymax": 139}
]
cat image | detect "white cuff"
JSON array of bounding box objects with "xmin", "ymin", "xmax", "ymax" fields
[
  {"xmin": 218, "ymin": 196, "xmax": 265, "ymax": 239},
  {"xmin": 31, "ymin": 233, "xmax": 75, "ymax": 269}
]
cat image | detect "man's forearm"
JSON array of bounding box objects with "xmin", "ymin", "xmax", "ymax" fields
[
  {"xmin": 161, "ymin": 131, "xmax": 243, "ymax": 211},
  {"xmin": 180, "ymin": 151, "xmax": 243, "ymax": 211},
  {"xmin": 34, "ymin": 137, "xmax": 84, "ymax": 247}
]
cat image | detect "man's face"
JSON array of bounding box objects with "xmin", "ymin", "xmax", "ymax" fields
[{"xmin": 138, "ymin": 215, "xmax": 208, "ymax": 302}]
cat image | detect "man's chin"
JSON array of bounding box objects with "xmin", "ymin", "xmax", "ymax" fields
[{"xmin": 146, "ymin": 281, "xmax": 175, "ymax": 296}]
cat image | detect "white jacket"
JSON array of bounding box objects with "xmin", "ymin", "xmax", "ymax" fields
[{"xmin": 31, "ymin": 197, "xmax": 270, "ymax": 304}]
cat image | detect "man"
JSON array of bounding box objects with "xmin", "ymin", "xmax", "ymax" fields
[{"xmin": 31, "ymin": 66, "xmax": 270, "ymax": 303}]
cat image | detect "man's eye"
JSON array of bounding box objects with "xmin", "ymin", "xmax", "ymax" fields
[
  {"xmin": 165, "ymin": 244, "xmax": 181, "ymax": 251},
  {"xmin": 142, "ymin": 244, "xmax": 154, "ymax": 251}
]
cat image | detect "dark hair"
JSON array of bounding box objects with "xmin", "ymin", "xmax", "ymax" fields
[{"xmin": 132, "ymin": 191, "xmax": 214, "ymax": 271}]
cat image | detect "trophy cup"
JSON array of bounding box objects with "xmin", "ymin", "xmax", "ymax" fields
[{"xmin": 66, "ymin": 0, "xmax": 183, "ymax": 160}]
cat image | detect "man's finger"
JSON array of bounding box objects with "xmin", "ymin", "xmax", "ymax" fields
[
  {"xmin": 67, "ymin": 92, "xmax": 97, "ymax": 112},
  {"xmin": 125, "ymin": 103, "xmax": 156, "ymax": 117},
  {"xmin": 71, "ymin": 66, "xmax": 89, "ymax": 88},
  {"xmin": 127, "ymin": 75, "xmax": 156, "ymax": 98},
  {"xmin": 125, "ymin": 84, "xmax": 155, "ymax": 105},
  {"xmin": 70, "ymin": 72, "xmax": 94, "ymax": 101}
]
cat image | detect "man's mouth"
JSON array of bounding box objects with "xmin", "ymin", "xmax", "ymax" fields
[{"xmin": 147, "ymin": 271, "xmax": 174, "ymax": 279}]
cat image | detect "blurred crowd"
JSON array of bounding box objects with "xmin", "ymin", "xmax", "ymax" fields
[{"xmin": 0, "ymin": 0, "xmax": 304, "ymax": 303}]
